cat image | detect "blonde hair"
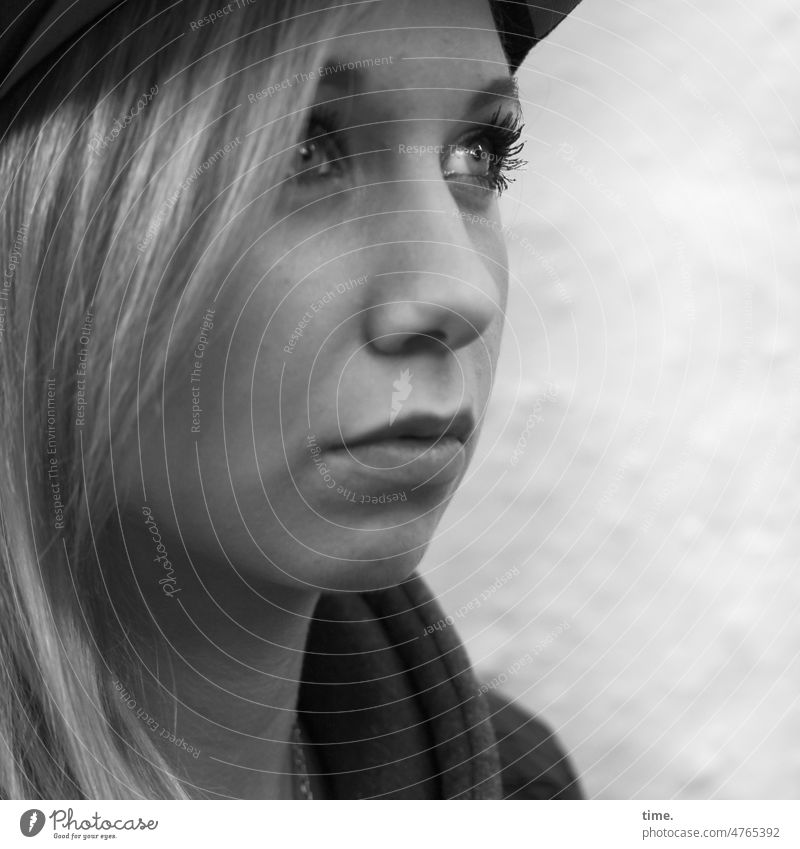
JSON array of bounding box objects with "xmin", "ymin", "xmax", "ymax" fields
[{"xmin": 0, "ymin": 0, "xmax": 350, "ymax": 799}]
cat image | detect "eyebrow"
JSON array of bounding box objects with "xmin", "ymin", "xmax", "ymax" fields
[
  {"xmin": 463, "ymin": 75, "xmax": 520, "ymax": 112},
  {"xmin": 315, "ymin": 63, "xmax": 520, "ymax": 113}
]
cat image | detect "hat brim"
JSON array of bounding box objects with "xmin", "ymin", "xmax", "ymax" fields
[{"xmin": 0, "ymin": 0, "xmax": 582, "ymax": 100}]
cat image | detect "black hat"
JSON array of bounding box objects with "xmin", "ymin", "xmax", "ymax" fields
[
  {"xmin": 0, "ymin": 0, "xmax": 582, "ymax": 100},
  {"xmin": 491, "ymin": 1, "xmax": 582, "ymax": 72}
]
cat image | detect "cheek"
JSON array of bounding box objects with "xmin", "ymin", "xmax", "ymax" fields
[
  {"xmin": 465, "ymin": 230, "xmax": 508, "ymax": 403},
  {"xmin": 166, "ymin": 268, "xmax": 335, "ymax": 492},
  {"xmin": 487, "ymin": 225, "xmax": 511, "ymax": 295},
  {"xmin": 479, "ymin": 229, "xmax": 509, "ymax": 356}
]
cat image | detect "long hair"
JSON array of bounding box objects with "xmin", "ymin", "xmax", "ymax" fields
[{"xmin": 0, "ymin": 0, "xmax": 349, "ymax": 799}]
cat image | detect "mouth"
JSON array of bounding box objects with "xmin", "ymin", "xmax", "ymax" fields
[
  {"xmin": 324, "ymin": 410, "xmax": 475, "ymax": 491},
  {"xmin": 344, "ymin": 410, "xmax": 475, "ymax": 449}
]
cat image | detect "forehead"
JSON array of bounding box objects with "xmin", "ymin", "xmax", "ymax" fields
[{"xmin": 312, "ymin": 0, "xmax": 510, "ymax": 99}]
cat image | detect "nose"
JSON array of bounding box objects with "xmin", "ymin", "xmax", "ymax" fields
[{"xmin": 362, "ymin": 202, "xmax": 504, "ymax": 356}]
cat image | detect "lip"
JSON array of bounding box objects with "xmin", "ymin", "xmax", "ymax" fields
[
  {"xmin": 341, "ymin": 410, "xmax": 476, "ymax": 449},
  {"xmin": 324, "ymin": 410, "xmax": 475, "ymax": 491}
]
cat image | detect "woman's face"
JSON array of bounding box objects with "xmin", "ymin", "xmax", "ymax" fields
[{"xmin": 124, "ymin": 0, "xmax": 518, "ymax": 592}]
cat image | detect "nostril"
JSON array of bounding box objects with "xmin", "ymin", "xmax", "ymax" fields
[
  {"xmin": 364, "ymin": 268, "xmax": 498, "ymax": 353},
  {"xmin": 374, "ymin": 330, "xmax": 449, "ymax": 356}
]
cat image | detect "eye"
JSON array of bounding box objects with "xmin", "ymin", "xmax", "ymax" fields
[
  {"xmin": 443, "ymin": 140, "xmax": 496, "ymax": 181},
  {"xmin": 291, "ymin": 114, "xmax": 343, "ymax": 181},
  {"xmin": 442, "ymin": 109, "xmax": 526, "ymax": 195}
]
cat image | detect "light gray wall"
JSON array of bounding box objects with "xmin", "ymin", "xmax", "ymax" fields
[{"xmin": 424, "ymin": 0, "xmax": 800, "ymax": 799}]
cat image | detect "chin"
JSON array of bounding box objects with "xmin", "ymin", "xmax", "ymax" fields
[{"xmin": 292, "ymin": 525, "xmax": 436, "ymax": 594}]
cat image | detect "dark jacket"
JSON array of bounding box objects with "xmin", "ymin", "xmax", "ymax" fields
[{"xmin": 298, "ymin": 571, "xmax": 582, "ymax": 799}]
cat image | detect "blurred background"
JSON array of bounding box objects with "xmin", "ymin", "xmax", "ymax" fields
[{"xmin": 424, "ymin": 0, "xmax": 800, "ymax": 798}]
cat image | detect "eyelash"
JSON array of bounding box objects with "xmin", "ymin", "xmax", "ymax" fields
[
  {"xmin": 460, "ymin": 106, "xmax": 527, "ymax": 194},
  {"xmin": 292, "ymin": 106, "xmax": 527, "ymax": 195}
]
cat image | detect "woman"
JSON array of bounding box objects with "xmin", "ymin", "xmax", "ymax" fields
[{"xmin": 0, "ymin": 0, "xmax": 582, "ymax": 799}]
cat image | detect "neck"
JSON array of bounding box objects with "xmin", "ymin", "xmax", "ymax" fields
[{"xmin": 105, "ymin": 522, "xmax": 321, "ymax": 799}]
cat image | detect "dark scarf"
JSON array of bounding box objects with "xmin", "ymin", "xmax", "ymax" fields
[{"xmin": 298, "ymin": 572, "xmax": 503, "ymax": 798}]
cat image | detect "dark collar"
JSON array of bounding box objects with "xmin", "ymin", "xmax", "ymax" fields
[{"xmin": 298, "ymin": 572, "xmax": 503, "ymax": 799}]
